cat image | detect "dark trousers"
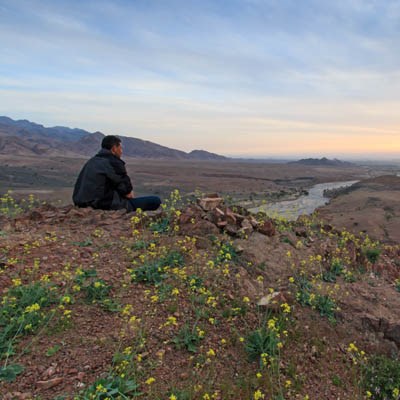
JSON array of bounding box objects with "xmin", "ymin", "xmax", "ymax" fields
[{"xmin": 128, "ymin": 196, "xmax": 161, "ymax": 212}]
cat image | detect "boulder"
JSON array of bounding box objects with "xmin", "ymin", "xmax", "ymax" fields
[
  {"xmin": 181, "ymin": 220, "xmax": 219, "ymax": 236},
  {"xmin": 385, "ymin": 323, "xmax": 400, "ymax": 347}
]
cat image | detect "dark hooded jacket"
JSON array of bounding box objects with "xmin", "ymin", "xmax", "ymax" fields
[{"xmin": 73, "ymin": 149, "xmax": 134, "ymax": 211}]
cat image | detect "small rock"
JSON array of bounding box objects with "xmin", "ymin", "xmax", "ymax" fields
[
  {"xmin": 36, "ymin": 377, "xmax": 63, "ymax": 390},
  {"xmin": 225, "ymin": 224, "xmax": 239, "ymax": 237},
  {"xmin": 225, "ymin": 208, "xmax": 237, "ymax": 224},
  {"xmin": 257, "ymin": 291, "xmax": 281, "ymax": 306},
  {"xmin": 4, "ymin": 393, "xmax": 18, "ymax": 400},
  {"xmin": 233, "ymin": 213, "xmax": 246, "ymax": 224},
  {"xmin": 76, "ymin": 372, "xmax": 86, "ymax": 381},
  {"xmin": 235, "ymin": 245, "xmax": 244, "ymax": 254},
  {"xmin": 198, "ymin": 197, "xmax": 224, "ymax": 211},
  {"xmin": 311, "ymin": 345, "xmax": 318, "ymax": 357},
  {"xmin": 249, "ymin": 216, "xmax": 259, "ymax": 228},
  {"xmin": 241, "ymin": 218, "xmax": 253, "ymax": 234},
  {"xmin": 257, "ymin": 291, "xmax": 287, "ymax": 311},
  {"xmin": 217, "ymin": 220, "xmax": 228, "ymax": 228},
  {"xmin": 29, "ymin": 210, "xmax": 44, "ymax": 221},
  {"xmin": 42, "ymin": 365, "xmax": 57, "ymax": 379},
  {"xmin": 294, "ymin": 227, "xmax": 307, "ymax": 237},
  {"xmin": 68, "ymin": 368, "xmax": 78, "ymax": 375},
  {"xmin": 258, "ymin": 220, "xmax": 276, "ymax": 236},
  {"xmin": 215, "ymin": 207, "xmax": 225, "ymax": 217},
  {"xmin": 195, "ymin": 237, "xmax": 209, "ymax": 250}
]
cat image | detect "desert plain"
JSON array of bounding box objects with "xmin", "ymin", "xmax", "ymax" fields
[{"xmin": 1, "ymin": 154, "xmax": 400, "ymax": 244}]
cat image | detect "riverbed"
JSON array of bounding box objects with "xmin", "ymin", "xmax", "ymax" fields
[{"xmin": 249, "ymin": 180, "xmax": 358, "ymax": 220}]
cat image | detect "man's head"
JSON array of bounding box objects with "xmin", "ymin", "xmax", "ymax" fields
[{"xmin": 102, "ymin": 135, "xmax": 122, "ymax": 158}]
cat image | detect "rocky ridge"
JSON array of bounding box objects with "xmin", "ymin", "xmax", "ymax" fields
[
  {"xmin": 0, "ymin": 196, "xmax": 399, "ymax": 399},
  {"xmin": 0, "ymin": 116, "xmax": 227, "ymax": 160}
]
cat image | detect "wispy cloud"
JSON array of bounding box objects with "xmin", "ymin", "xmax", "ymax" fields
[{"xmin": 0, "ymin": 0, "xmax": 399, "ymax": 156}]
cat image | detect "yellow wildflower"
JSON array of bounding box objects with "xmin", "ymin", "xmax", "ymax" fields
[
  {"xmin": 25, "ymin": 303, "xmax": 40, "ymax": 313},
  {"xmin": 207, "ymin": 348, "xmax": 216, "ymax": 357},
  {"xmin": 254, "ymin": 389, "xmax": 265, "ymax": 399},
  {"xmin": 145, "ymin": 377, "xmax": 155, "ymax": 385},
  {"xmin": 12, "ymin": 278, "xmax": 22, "ymax": 286}
]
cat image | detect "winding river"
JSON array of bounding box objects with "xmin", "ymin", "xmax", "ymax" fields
[{"xmin": 249, "ymin": 180, "xmax": 358, "ymax": 220}]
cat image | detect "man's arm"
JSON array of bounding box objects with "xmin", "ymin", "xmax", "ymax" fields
[{"xmin": 104, "ymin": 158, "xmax": 133, "ymax": 196}]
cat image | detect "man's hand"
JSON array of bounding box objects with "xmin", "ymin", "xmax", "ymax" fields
[{"xmin": 125, "ymin": 192, "xmax": 134, "ymax": 199}]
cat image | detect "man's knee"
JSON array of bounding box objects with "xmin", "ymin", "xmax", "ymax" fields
[{"xmin": 149, "ymin": 196, "xmax": 161, "ymax": 210}]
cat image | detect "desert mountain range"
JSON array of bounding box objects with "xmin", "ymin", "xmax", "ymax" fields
[
  {"xmin": 289, "ymin": 157, "xmax": 354, "ymax": 166},
  {"xmin": 0, "ymin": 116, "xmax": 227, "ymax": 160}
]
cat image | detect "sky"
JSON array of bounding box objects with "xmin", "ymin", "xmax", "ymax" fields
[{"xmin": 0, "ymin": 0, "xmax": 400, "ymax": 158}]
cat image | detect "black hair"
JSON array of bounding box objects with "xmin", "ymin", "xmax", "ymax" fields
[{"xmin": 101, "ymin": 135, "xmax": 121, "ymax": 150}]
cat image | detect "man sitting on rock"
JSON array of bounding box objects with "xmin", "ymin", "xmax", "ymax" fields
[{"xmin": 73, "ymin": 135, "xmax": 161, "ymax": 212}]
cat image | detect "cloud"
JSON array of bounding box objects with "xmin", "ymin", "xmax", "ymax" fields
[{"xmin": 0, "ymin": 0, "xmax": 399, "ymax": 156}]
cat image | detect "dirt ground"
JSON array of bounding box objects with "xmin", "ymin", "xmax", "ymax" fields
[
  {"xmin": 0, "ymin": 195, "xmax": 399, "ymax": 399},
  {"xmin": 0, "ymin": 154, "xmax": 381, "ymax": 203},
  {"xmin": 317, "ymin": 175, "xmax": 400, "ymax": 244}
]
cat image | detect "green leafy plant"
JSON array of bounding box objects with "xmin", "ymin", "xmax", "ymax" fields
[
  {"xmin": 362, "ymin": 355, "xmax": 400, "ymax": 399},
  {"xmin": 131, "ymin": 261, "xmax": 167, "ymax": 285},
  {"xmin": 46, "ymin": 344, "xmax": 61, "ymax": 357},
  {"xmin": 322, "ymin": 259, "xmax": 344, "ymax": 283},
  {"xmin": 0, "ymin": 364, "xmax": 24, "ymax": 382},
  {"xmin": 72, "ymin": 239, "xmax": 93, "ymax": 247},
  {"xmin": 162, "ymin": 250, "xmax": 185, "ymax": 268},
  {"xmin": 187, "ymin": 274, "xmax": 204, "ymax": 291},
  {"xmin": 0, "ymin": 282, "xmax": 56, "ymax": 358},
  {"xmin": 294, "ymin": 276, "xmax": 313, "ymax": 306},
  {"xmin": 131, "ymin": 240, "xmax": 148, "ymax": 250},
  {"xmin": 173, "ymin": 323, "xmax": 203, "ymax": 353},
  {"xmin": 84, "ymin": 280, "xmax": 111, "ymax": 302},
  {"xmin": 131, "ymin": 250, "xmax": 184, "ymax": 285},
  {"xmin": 315, "ymin": 294, "xmax": 337, "ymax": 321},
  {"xmin": 98, "ymin": 298, "xmax": 120, "ymax": 312},
  {"xmin": 80, "ymin": 375, "xmax": 141, "ymax": 399},
  {"xmin": 364, "ymin": 248, "xmax": 381, "ymax": 264},
  {"xmin": 167, "ymin": 390, "xmax": 191, "ymax": 400},
  {"xmin": 294, "ymin": 276, "xmax": 337, "ymax": 322},
  {"xmin": 215, "ymin": 241, "xmax": 238, "ymax": 264},
  {"xmin": 149, "ymin": 217, "xmax": 170, "ymax": 233},
  {"xmin": 74, "ymin": 268, "xmax": 98, "ymax": 286},
  {"xmin": 245, "ymin": 326, "xmax": 279, "ymax": 364}
]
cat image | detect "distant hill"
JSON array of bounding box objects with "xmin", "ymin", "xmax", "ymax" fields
[
  {"xmin": 0, "ymin": 116, "xmax": 228, "ymax": 160},
  {"xmin": 0, "ymin": 116, "xmax": 88, "ymax": 142},
  {"xmin": 188, "ymin": 149, "xmax": 227, "ymax": 161},
  {"xmin": 289, "ymin": 157, "xmax": 353, "ymax": 167}
]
